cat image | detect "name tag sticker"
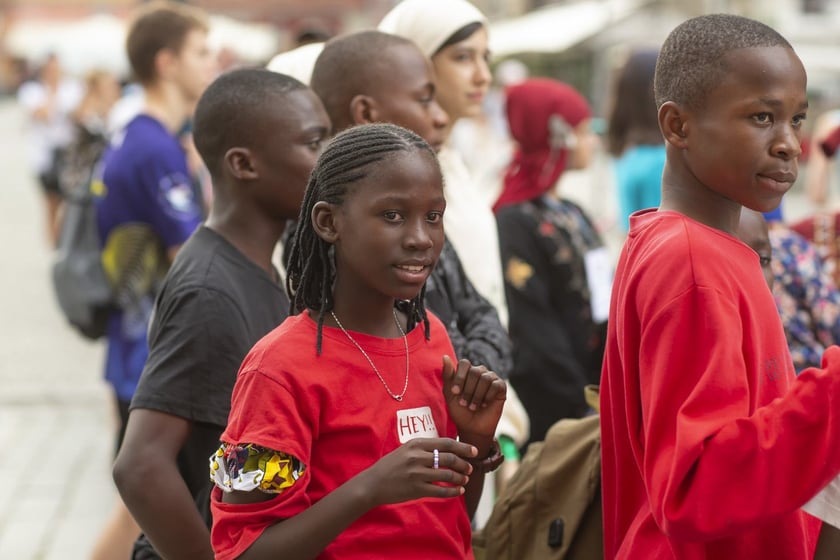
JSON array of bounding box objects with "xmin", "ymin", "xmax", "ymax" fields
[
  {"xmin": 396, "ymin": 406, "xmax": 439, "ymax": 443},
  {"xmin": 584, "ymin": 246, "xmax": 613, "ymax": 323}
]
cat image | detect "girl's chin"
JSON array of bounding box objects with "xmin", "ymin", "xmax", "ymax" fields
[{"xmin": 461, "ymin": 103, "xmax": 484, "ymax": 119}]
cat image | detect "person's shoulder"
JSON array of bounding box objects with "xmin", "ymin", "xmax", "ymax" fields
[
  {"xmin": 626, "ymin": 210, "xmax": 752, "ymax": 287},
  {"xmin": 123, "ymin": 114, "xmax": 176, "ymax": 145},
  {"xmin": 630, "ymin": 209, "xmax": 701, "ymax": 241},
  {"xmin": 249, "ymin": 313, "xmax": 313, "ymax": 358},
  {"xmin": 424, "ymin": 309, "xmax": 453, "ymax": 344},
  {"xmin": 103, "ymin": 116, "xmax": 185, "ymax": 182},
  {"xmin": 496, "ymin": 199, "xmax": 538, "ymax": 225},
  {"xmin": 234, "ymin": 313, "xmax": 318, "ymax": 390},
  {"xmin": 632, "ymin": 211, "xmax": 733, "ymax": 253},
  {"xmin": 165, "ymin": 227, "xmax": 286, "ymax": 306},
  {"xmin": 111, "ymin": 115, "xmax": 177, "ymax": 156},
  {"xmin": 160, "ymin": 227, "xmax": 223, "ymax": 286}
]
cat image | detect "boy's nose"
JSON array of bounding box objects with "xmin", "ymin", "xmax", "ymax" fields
[{"xmin": 772, "ymin": 125, "xmax": 802, "ymax": 160}]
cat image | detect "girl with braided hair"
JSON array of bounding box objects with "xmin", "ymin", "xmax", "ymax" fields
[{"xmin": 209, "ymin": 123, "xmax": 506, "ymax": 560}]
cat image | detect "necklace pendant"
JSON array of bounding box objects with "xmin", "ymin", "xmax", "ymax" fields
[{"xmin": 330, "ymin": 308, "xmax": 410, "ymax": 402}]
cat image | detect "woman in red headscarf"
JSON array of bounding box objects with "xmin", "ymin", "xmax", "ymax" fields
[{"xmin": 495, "ymin": 78, "xmax": 611, "ymax": 450}]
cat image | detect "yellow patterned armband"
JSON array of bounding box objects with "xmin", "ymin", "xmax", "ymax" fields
[{"xmin": 210, "ymin": 443, "xmax": 305, "ymax": 494}]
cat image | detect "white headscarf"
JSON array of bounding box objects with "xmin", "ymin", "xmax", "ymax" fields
[
  {"xmin": 265, "ymin": 42, "xmax": 325, "ymax": 86},
  {"xmin": 377, "ymin": 0, "xmax": 487, "ymax": 59}
]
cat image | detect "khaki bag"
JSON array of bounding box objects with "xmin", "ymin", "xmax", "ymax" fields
[{"xmin": 474, "ymin": 387, "xmax": 603, "ymax": 560}]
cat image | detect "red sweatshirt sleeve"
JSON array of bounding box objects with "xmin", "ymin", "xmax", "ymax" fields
[{"xmin": 639, "ymin": 284, "xmax": 840, "ymax": 540}]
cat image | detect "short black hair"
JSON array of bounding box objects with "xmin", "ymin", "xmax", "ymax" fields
[
  {"xmin": 654, "ymin": 14, "xmax": 792, "ymax": 110},
  {"xmin": 311, "ymin": 31, "xmax": 417, "ymax": 132},
  {"xmin": 285, "ymin": 122, "xmax": 438, "ymax": 353},
  {"xmin": 435, "ymin": 21, "xmax": 483, "ymax": 55},
  {"xmin": 193, "ymin": 67, "xmax": 307, "ymax": 178}
]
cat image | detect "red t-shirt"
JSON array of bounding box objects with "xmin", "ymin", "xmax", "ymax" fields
[
  {"xmin": 211, "ymin": 311, "xmax": 474, "ymax": 560},
  {"xmin": 600, "ymin": 210, "xmax": 840, "ymax": 559}
]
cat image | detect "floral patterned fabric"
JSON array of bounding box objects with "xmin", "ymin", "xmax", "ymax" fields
[
  {"xmin": 769, "ymin": 223, "xmax": 840, "ymax": 373},
  {"xmin": 210, "ymin": 443, "xmax": 305, "ymax": 494},
  {"xmin": 497, "ymin": 195, "xmax": 610, "ymax": 447}
]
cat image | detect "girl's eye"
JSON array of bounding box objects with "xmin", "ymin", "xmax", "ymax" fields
[
  {"xmin": 383, "ymin": 211, "xmax": 402, "ymax": 221},
  {"xmin": 427, "ymin": 211, "xmax": 443, "ymax": 223},
  {"xmin": 759, "ymin": 256, "xmax": 772, "ymax": 267},
  {"xmin": 307, "ymin": 138, "xmax": 323, "ymax": 151},
  {"xmin": 793, "ymin": 113, "xmax": 807, "ymax": 127},
  {"xmin": 753, "ymin": 113, "xmax": 772, "ymax": 124}
]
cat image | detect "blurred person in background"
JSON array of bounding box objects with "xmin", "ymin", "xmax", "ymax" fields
[
  {"xmin": 449, "ymin": 58, "xmax": 529, "ymax": 209},
  {"xmin": 606, "ymin": 48, "xmax": 665, "ymax": 233},
  {"xmin": 495, "ymin": 78, "xmax": 608, "ymax": 450},
  {"xmin": 73, "ymin": 69, "xmax": 122, "ymax": 134},
  {"xmin": 805, "ymin": 108, "xmax": 840, "ymax": 207},
  {"xmin": 90, "ymin": 2, "xmax": 216, "ymax": 558},
  {"xmin": 763, "ymin": 206, "xmax": 840, "ymax": 374},
  {"xmin": 266, "ymin": 42, "xmax": 325, "ymax": 87},
  {"xmin": 17, "ymin": 53, "xmax": 82, "ymax": 246},
  {"xmin": 55, "ymin": 69, "xmax": 121, "ymax": 204}
]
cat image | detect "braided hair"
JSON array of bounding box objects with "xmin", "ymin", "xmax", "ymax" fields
[{"xmin": 285, "ymin": 122, "xmax": 440, "ymax": 354}]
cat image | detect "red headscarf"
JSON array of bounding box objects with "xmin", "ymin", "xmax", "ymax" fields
[{"xmin": 494, "ymin": 78, "xmax": 591, "ymax": 212}]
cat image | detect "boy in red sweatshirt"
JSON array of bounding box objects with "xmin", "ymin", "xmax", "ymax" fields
[{"xmin": 600, "ymin": 13, "xmax": 840, "ymax": 559}]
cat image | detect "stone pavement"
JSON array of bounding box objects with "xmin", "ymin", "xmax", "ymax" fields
[{"xmin": 0, "ymin": 98, "xmax": 116, "ymax": 559}]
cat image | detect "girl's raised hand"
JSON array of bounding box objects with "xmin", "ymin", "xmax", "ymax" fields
[
  {"xmin": 442, "ymin": 355, "xmax": 506, "ymax": 438},
  {"xmin": 358, "ymin": 437, "xmax": 477, "ymax": 506}
]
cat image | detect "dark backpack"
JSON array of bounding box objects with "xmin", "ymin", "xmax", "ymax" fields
[
  {"xmin": 473, "ymin": 388, "xmax": 603, "ymax": 560},
  {"xmin": 51, "ymin": 158, "xmax": 114, "ymax": 340}
]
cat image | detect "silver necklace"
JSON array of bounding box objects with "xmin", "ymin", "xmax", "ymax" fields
[{"xmin": 330, "ymin": 308, "xmax": 409, "ymax": 401}]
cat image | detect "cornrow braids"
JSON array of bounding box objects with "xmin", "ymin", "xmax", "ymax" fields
[{"xmin": 285, "ymin": 123, "xmax": 438, "ymax": 354}]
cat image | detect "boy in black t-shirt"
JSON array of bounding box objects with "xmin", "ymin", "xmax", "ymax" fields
[{"xmin": 112, "ymin": 69, "xmax": 331, "ymax": 559}]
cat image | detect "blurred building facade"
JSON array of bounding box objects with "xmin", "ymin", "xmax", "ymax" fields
[{"xmin": 3, "ymin": 0, "xmax": 840, "ymax": 113}]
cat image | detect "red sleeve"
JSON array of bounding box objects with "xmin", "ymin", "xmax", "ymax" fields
[
  {"xmin": 210, "ymin": 369, "xmax": 314, "ymax": 560},
  {"xmin": 640, "ymin": 284, "xmax": 840, "ymax": 540}
]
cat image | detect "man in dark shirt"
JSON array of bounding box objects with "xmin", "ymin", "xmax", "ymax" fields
[{"xmin": 112, "ymin": 68, "xmax": 331, "ymax": 559}]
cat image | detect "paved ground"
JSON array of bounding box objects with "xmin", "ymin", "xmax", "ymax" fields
[
  {"xmin": 0, "ymin": 98, "xmax": 115, "ymax": 559},
  {"xmin": 0, "ymin": 95, "xmax": 827, "ymax": 559}
]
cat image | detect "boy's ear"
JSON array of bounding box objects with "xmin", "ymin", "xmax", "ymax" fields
[
  {"xmin": 311, "ymin": 201, "xmax": 339, "ymax": 243},
  {"xmin": 224, "ymin": 147, "xmax": 259, "ymax": 180},
  {"xmin": 154, "ymin": 48, "xmax": 177, "ymax": 82},
  {"xmin": 349, "ymin": 94, "xmax": 377, "ymax": 125},
  {"xmin": 659, "ymin": 101, "xmax": 689, "ymax": 149}
]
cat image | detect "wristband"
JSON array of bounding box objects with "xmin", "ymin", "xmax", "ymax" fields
[
  {"xmin": 498, "ymin": 435, "xmax": 520, "ymax": 461},
  {"xmin": 468, "ymin": 439, "xmax": 504, "ymax": 474}
]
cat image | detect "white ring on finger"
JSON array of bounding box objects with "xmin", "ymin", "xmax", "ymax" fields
[{"xmin": 433, "ymin": 448, "xmax": 440, "ymax": 469}]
